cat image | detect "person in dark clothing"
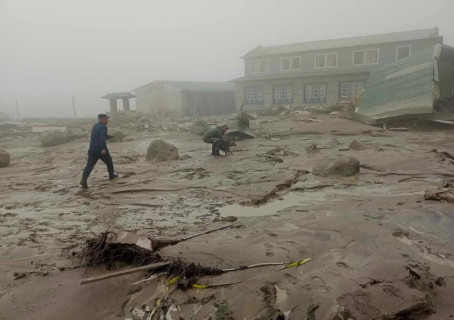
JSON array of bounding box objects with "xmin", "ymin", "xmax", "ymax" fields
[
  {"xmin": 80, "ymin": 114, "xmax": 118, "ymax": 189},
  {"xmin": 202, "ymin": 124, "xmax": 229, "ymax": 156}
]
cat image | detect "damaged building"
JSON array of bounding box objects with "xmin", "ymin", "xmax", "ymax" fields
[
  {"xmin": 355, "ymin": 43, "xmax": 454, "ymax": 125},
  {"xmin": 232, "ymin": 27, "xmax": 444, "ymax": 112},
  {"xmin": 133, "ymin": 80, "xmax": 235, "ymax": 116}
]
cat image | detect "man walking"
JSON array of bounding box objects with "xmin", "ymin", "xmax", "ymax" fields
[
  {"xmin": 202, "ymin": 124, "xmax": 229, "ymax": 156},
  {"xmin": 80, "ymin": 114, "xmax": 118, "ymax": 189}
]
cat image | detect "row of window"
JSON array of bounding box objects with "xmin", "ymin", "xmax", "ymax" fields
[
  {"xmin": 245, "ymin": 81, "xmax": 365, "ymax": 105},
  {"xmin": 250, "ymin": 46, "xmax": 411, "ymax": 73}
]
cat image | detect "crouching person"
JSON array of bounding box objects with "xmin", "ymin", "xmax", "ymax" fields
[{"xmin": 202, "ymin": 124, "xmax": 229, "ymax": 156}]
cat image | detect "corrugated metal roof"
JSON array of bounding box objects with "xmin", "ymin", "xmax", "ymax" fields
[
  {"xmin": 102, "ymin": 92, "xmax": 135, "ymax": 99},
  {"xmin": 355, "ymin": 44, "xmax": 442, "ymax": 124},
  {"xmin": 134, "ymin": 81, "xmax": 234, "ymax": 92},
  {"xmin": 244, "ymin": 28, "xmax": 440, "ymax": 58}
]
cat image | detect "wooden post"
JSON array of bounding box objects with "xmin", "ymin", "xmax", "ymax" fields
[
  {"xmin": 15, "ymin": 99, "xmax": 20, "ymax": 119},
  {"xmin": 72, "ymin": 97, "xmax": 77, "ymax": 118},
  {"xmin": 109, "ymin": 98, "xmax": 118, "ymax": 126}
]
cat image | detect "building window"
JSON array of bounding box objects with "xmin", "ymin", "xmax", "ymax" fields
[
  {"xmin": 340, "ymin": 81, "xmax": 365, "ymax": 99},
  {"xmin": 305, "ymin": 83, "xmax": 326, "ymax": 103},
  {"xmin": 315, "ymin": 53, "xmax": 337, "ymax": 69},
  {"xmin": 273, "ymin": 85, "xmax": 293, "ymax": 103},
  {"xmin": 353, "ymin": 49, "xmax": 379, "ymax": 66},
  {"xmin": 396, "ymin": 46, "xmax": 411, "ymax": 60},
  {"xmin": 250, "ymin": 60, "xmax": 268, "ymax": 73},
  {"xmin": 245, "ymin": 86, "xmax": 263, "ymax": 105},
  {"xmin": 280, "ymin": 56, "xmax": 301, "ymax": 71}
]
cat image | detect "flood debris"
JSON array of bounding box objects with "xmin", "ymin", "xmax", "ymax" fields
[
  {"xmin": 355, "ymin": 43, "xmax": 454, "ymax": 125},
  {"xmin": 241, "ymin": 170, "xmax": 309, "ymax": 206},
  {"xmin": 257, "ymin": 283, "xmax": 286, "ymax": 320},
  {"xmin": 0, "ymin": 149, "xmax": 11, "ymax": 167},
  {"xmin": 312, "ymin": 156, "xmax": 360, "ymax": 177},
  {"xmin": 214, "ymin": 300, "xmax": 234, "ymax": 320},
  {"xmin": 146, "ymin": 139, "xmax": 179, "ymax": 162},
  {"xmin": 424, "ymin": 178, "xmax": 454, "ymax": 203},
  {"xmin": 67, "ymin": 232, "xmax": 161, "ymax": 269}
]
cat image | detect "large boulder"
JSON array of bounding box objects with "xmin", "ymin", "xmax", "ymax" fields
[
  {"xmin": 41, "ymin": 130, "xmax": 73, "ymax": 147},
  {"xmin": 0, "ymin": 150, "xmax": 11, "ymax": 168},
  {"xmin": 349, "ymin": 140, "xmax": 366, "ymax": 151},
  {"xmin": 146, "ymin": 139, "xmax": 179, "ymax": 162},
  {"xmin": 108, "ymin": 130, "xmax": 127, "ymax": 143},
  {"xmin": 190, "ymin": 120, "xmax": 210, "ymax": 135},
  {"xmin": 312, "ymin": 156, "xmax": 360, "ymax": 177}
]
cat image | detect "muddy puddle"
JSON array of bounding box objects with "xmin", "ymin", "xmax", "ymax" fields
[
  {"xmin": 219, "ymin": 184, "xmax": 425, "ymax": 217},
  {"xmin": 219, "ymin": 190, "xmax": 327, "ymax": 217}
]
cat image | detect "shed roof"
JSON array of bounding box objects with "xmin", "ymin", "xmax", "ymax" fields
[
  {"xmin": 243, "ymin": 27, "xmax": 440, "ymax": 58},
  {"xmin": 133, "ymin": 81, "xmax": 234, "ymax": 92},
  {"xmin": 102, "ymin": 92, "xmax": 135, "ymax": 99}
]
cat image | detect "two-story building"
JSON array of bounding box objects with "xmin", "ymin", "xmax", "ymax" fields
[{"xmin": 232, "ymin": 28, "xmax": 443, "ymax": 112}]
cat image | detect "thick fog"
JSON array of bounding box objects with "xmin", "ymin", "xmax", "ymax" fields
[{"xmin": 0, "ymin": 0, "xmax": 453, "ymax": 118}]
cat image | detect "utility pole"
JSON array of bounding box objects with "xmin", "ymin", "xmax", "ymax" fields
[
  {"xmin": 72, "ymin": 96, "xmax": 77, "ymax": 118},
  {"xmin": 15, "ymin": 99, "xmax": 20, "ymax": 120}
]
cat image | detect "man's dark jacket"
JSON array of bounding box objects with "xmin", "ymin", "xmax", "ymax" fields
[{"xmin": 88, "ymin": 122, "xmax": 109, "ymax": 154}]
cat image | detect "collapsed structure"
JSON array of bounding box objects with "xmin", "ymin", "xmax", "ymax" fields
[{"xmin": 355, "ymin": 43, "xmax": 454, "ymax": 124}]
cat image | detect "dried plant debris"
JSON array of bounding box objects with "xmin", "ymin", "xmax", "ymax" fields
[
  {"xmin": 163, "ymin": 260, "xmax": 223, "ymax": 290},
  {"xmin": 64, "ymin": 232, "xmax": 161, "ymax": 269},
  {"xmin": 214, "ymin": 300, "xmax": 234, "ymax": 320}
]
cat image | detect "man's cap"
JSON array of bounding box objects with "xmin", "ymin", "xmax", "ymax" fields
[{"xmin": 98, "ymin": 113, "xmax": 110, "ymax": 119}]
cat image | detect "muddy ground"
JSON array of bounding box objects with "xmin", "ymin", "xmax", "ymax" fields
[{"xmin": 1, "ymin": 112, "xmax": 454, "ymax": 319}]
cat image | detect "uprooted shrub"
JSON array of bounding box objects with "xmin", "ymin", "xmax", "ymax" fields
[{"xmin": 64, "ymin": 232, "xmax": 161, "ymax": 269}]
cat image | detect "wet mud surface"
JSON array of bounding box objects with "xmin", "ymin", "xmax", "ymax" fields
[{"xmin": 1, "ymin": 114, "xmax": 454, "ymax": 319}]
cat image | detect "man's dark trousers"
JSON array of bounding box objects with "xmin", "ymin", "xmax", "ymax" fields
[{"xmin": 82, "ymin": 151, "xmax": 114, "ymax": 178}]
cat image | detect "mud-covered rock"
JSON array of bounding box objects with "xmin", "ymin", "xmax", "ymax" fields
[
  {"xmin": 190, "ymin": 120, "xmax": 210, "ymax": 135},
  {"xmin": 349, "ymin": 140, "xmax": 365, "ymax": 150},
  {"xmin": 146, "ymin": 139, "xmax": 179, "ymax": 162},
  {"xmin": 312, "ymin": 156, "xmax": 360, "ymax": 177},
  {"xmin": 0, "ymin": 150, "xmax": 11, "ymax": 168},
  {"xmin": 40, "ymin": 130, "xmax": 73, "ymax": 147},
  {"xmin": 108, "ymin": 130, "xmax": 127, "ymax": 143}
]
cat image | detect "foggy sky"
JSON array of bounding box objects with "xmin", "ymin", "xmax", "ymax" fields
[{"xmin": 0, "ymin": 0, "xmax": 453, "ymax": 118}]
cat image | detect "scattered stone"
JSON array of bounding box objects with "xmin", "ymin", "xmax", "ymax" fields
[
  {"xmin": 146, "ymin": 139, "xmax": 179, "ymax": 162},
  {"xmin": 305, "ymin": 143, "xmax": 318, "ymax": 152},
  {"xmin": 123, "ymin": 136, "xmax": 135, "ymax": 142},
  {"xmin": 0, "ymin": 150, "xmax": 11, "ymax": 168},
  {"xmin": 108, "ymin": 130, "xmax": 127, "ymax": 143},
  {"xmin": 312, "ymin": 156, "xmax": 360, "ymax": 177},
  {"xmin": 130, "ymin": 306, "xmax": 146, "ymax": 320},
  {"xmin": 213, "ymin": 216, "xmax": 238, "ymax": 223},
  {"xmin": 435, "ymin": 277, "xmax": 446, "ymax": 287},
  {"xmin": 190, "ymin": 120, "xmax": 210, "ymax": 135},
  {"xmin": 330, "ymin": 138, "xmax": 340, "ymax": 146},
  {"xmin": 270, "ymin": 137, "xmax": 280, "ymax": 142},
  {"xmin": 178, "ymin": 154, "xmax": 192, "ymax": 161},
  {"xmin": 349, "ymin": 140, "xmax": 366, "ymax": 150}
]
